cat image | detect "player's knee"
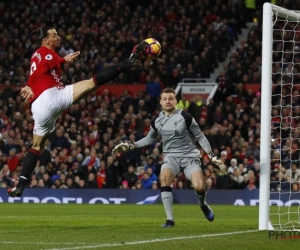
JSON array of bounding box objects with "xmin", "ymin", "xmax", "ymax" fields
[
  {"xmin": 193, "ymin": 182, "xmax": 205, "ymax": 193},
  {"xmin": 159, "ymin": 173, "xmax": 173, "ymax": 186},
  {"xmin": 31, "ymin": 144, "xmax": 42, "ymax": 152}
]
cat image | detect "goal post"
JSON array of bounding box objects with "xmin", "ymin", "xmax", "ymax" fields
[
  {"xmin": 259, "ymin": 2, "xmax": 273, "ymax": 231},
  {"xmin": 260, "ymin": 3, "xmax": 300, "ymax": 231}
]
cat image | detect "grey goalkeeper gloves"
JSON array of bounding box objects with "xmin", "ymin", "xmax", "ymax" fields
[
  {"xmin": 208, "ymin": 152, "xmax": 226, "ymax": 171},
  {"xmin": 112, "ymin": 142, "xmax": 135, "ymax": 155}
]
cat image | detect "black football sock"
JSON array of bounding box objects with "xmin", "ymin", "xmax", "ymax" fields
[
  {"xmin": 17, "ymin": 148, "xmax": 40, "ymax": 189},
  {"xmin": 93, "ymin": 60, "xmax": 130, "ymax": 86},
  {"xmin": 195, "ymin": 189, "xmax": 207, "ymax": 206}
]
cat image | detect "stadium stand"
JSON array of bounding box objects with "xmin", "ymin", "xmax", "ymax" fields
[{"xmin": 1, "ymin": 0, "xmax": 297, "ymax": 192}]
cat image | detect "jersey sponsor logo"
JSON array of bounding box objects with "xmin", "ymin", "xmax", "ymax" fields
[
  {"xmin": 160, "ymin": 129, "xmax": 179, "ymax": 136},
  {"xmin": 45, "ymin": 54, "xmax": 53, "ymax": 60},
  {"xmin": 160, "ymin": 130, "xmax": 175, "ymax": 136}
]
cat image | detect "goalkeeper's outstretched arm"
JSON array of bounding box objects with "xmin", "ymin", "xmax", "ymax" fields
[
  {"xmin": 133, "ymin": 126, "xmax": 158, "ymax": 148},
  {"xmin": 112, "ymin": 126, "xmax": 158, "ymax": 154}
]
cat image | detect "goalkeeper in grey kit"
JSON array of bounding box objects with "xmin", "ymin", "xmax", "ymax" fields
[{"xmin": 113, "ymin": 88, "xmax": 225, "ymax": 227}]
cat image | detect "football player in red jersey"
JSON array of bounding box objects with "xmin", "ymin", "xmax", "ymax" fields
[{"xmin": 8, "ymin": 27, "xmax": 147, "ymax": 198}]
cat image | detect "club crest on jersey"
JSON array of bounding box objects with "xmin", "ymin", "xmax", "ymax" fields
[{"xmin": 45, "ymin": 54, "xmax": 53, "ymax": 60}]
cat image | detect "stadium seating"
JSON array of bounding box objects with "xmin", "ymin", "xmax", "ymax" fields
[{"xmin": 1, "ymin": 0, "xmax": 291, "ymax": 191}]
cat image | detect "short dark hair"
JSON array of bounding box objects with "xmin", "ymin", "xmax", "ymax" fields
[
  {"xmin": 31, "ymin": 27, "xmax": 54, "ymax": 44},
  {"xmin": 161, "ymin": 88, "xmax": 175, "ymax": 97}
]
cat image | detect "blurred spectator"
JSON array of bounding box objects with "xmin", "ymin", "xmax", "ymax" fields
[
  {"xmin": 292, "ymin": 183, "xmax": 299, "ymax": 192},
  {"xmin": 141, "ymin": 172, "xmax": 153, "ymax": 189},
  {"xmin": 215, "ymin": 170, "xmax": 234, "ymax": 189},
  {"xmin": 86, "ymin": 173, "xmax": 98, "ymax": 188},
  {"xmin": 176, "ymin": 95, "xmax": 189, "ymax": 111},
  {"xmin": 121, "ymin": 164, "xmax": 138, "ymax": 189},
  {"xmin": 151, "ymin": 181, "xmax": 159, "ymax": 190},
  {"xmin": 39, "ymin": 147, "xmax": 52, "ymax": 167},
  {"xmin": 96, "ymin": 161, "xmax": 106, "ymax": 188},
  {"xmin": 42, "ymin": 173, "xmax": 53, "ymax": 188},
  {"xmin": 50, "ymin": 128, "xmax": 70, "ymax": 151},
  {"xmin": 217, "ymin": 127, "xmax": 231, "ymax": 152},
  {"xmin": 228, "ymin": 158, "xmax": 238, "ymax": 174},
  {"xmin": 66, "ymin": 178, "xmax": 75, "ymax": 188},
  {"xmin": 7, "ymin": 148, "xmax": 19, "ymax": 173},
  {"xmin": 132, "ymin": 180, "xmax": 142, "ymax": 190},
  {"xmin": 285, "ymin": 163, "xmax": 300, "ymax": 183},
  {"xmin": 121, "ymin": 180, "xmax": 130, "ymax": 189},
  {"xmin": 78, "ymin": 179, "xmax": 86, "ymax": 188},
  {"xmin": 105, "ymin": 156, "xmax": 119, "ymax": 188},
  {"xmin": 245, "ymin": 170, "xmax": 259, "ymax": 190},
  {"xmin": 146, "ymin": 76, "xmax": 162, "ymax": 110},
  {"xmin": 144, "ymin": 156, "xmax": 157, "ymax": 174},
  {"xmin": 232, "ymin": 168, "xmax": 244, "ymax": 189},
  {"xmin": 82, "ymin": 148, "xmax": 100, "ymax": 169},
  {"xmin": 37, "ymin": 179, "xmax": 46, "ymax": 188},
  {"xmin": 146, "ymin": 167, "xmax": 158, "ymax": 183}
]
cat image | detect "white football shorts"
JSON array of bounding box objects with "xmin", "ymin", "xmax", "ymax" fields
[
  {"xmin": 31, "ymin": 85, "xmax": 73, "ymax": 136},
  {"xmin": 161, "ymin": 155, "xmax": 202, "ymax": 180}
]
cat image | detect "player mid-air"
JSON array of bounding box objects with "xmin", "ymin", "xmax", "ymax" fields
[{"xmin": 7, "ymin": 27, "xmax": 149, "ymax": 198}]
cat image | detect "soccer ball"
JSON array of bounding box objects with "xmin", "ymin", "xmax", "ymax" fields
[{"xmin": 143, "ymin": 38, "xmax": 161, "ymax": 60}]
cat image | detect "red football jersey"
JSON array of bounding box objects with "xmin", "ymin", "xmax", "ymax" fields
[{"xmin": 26, "ymin": 46, "xmax": 66, "ymax": 102}]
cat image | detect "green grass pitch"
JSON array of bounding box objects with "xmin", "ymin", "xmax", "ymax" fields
[{"xmin": 0, "ymin": 204, "xmax": 299, "ymax": 250}]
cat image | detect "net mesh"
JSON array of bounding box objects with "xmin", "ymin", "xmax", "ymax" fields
[{"xmin": 270, "ymin": 6, "xmax": 300, "ymax": 230}]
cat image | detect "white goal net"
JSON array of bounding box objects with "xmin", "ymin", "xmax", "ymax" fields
[{"xmin": 260, "ymin": 3, "xmax": 300, "ymax": 231}]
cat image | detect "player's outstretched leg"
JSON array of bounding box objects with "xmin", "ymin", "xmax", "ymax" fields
[
  {"xmin": 73, "ymin": 41, "xmax": 148, "ymax": 103},
  {"xmin": 128, "ymin": 40, "xmax": 148, "ymax": 67},
  {"xmin": 92, "ymin": 40, "xmax": 147, "ymax": 86}
]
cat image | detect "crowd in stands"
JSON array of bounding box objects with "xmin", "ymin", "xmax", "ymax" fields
[{"xmin": 0, "ymin": 0, "xmax": 300, "ymax": 192}]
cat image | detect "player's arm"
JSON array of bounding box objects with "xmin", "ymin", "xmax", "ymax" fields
[
  {"xmin": 133, "ymin": 126, "xmax": 159, "ymax": 148},
  {"xmin": 59, "ymin": 58, "xmax": 66, "ymax": 64},
  {"xmin": 62, "ymin": 51, "xmax": 80, "ymax": 63},
  {"xmin": 112, "ymin": 126, "xmax": 158, "ymax": 154},
  {"xmin": 20, "ymin": 86, "xmax": 34, "ymax": 103},
  {"xmin": 188, "ymin": 117, "xmax": 225, "ymax": 171}
]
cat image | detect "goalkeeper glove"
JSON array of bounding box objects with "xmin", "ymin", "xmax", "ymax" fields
[
  {"xmin": 112, "ymin": 142, "xmax": 135, "ymax": 155},
  {"xmin": 208, "ymin": 152, "xmax": 226, "ymax": 171}
]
